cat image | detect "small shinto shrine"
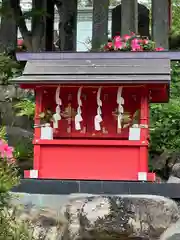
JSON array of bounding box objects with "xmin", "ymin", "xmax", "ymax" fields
[{"xmin": 12, "ymin": 52, "xmax": 171, "ymax": 181}]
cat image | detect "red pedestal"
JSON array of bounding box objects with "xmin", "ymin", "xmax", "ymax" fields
[{"xmin": 23, "ymin": 139, "xmax": 155, "ymax": 181}]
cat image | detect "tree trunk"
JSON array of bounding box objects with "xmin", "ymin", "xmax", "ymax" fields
[
  {"xmin": 10, "ymin": 0, "xmax": 54, "ymax": 52},
  {"xmin": 56, "ymin": 0, "xmax": 77, "ymax": 51},
  {"xmin": 31, "ymin": 0, "xmax": 46, "ymax": 51},
  {"xmin": 92, "ymin": 0, "xmax": 109, "ymax": 50},
  {"xmin": 44, "ymin": 0, "xmax": 54, "ymax": 51},
  {"xmin": 10, "ymin": 0, "xmax": 32, "ymax": 51},
  {"xmin": 0, "ymin": 0, "xmax": 17, "ymax": 53}
]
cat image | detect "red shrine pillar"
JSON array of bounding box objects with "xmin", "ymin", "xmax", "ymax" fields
[
  {"xmin": 33, "ymin": 87, "xmax": 43, "ymax": 174},
  {"xmin": 139, "ymin": 90, "xmax": 149, "ymax": 175}
]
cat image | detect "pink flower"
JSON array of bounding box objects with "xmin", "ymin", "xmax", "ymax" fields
[
  {"xmin": 114, "ymin": 36, "xmax": 123, "ymax": 49},
  {"xmin": 8, "ymin": 157, "xmax": 16, "ymax": 164},
  {"xmin": 144, "ymin": 39, "xmax": 149, "ymax": 45},
  {"xmin": 104, "ymin": 42, "xmax": 113, "ymax": 50},
  {"xmin": 122, "ymin": 42, "xmax": 127, "ymax": 48},
  {"xmin": 155, "ymin": 47, "xmax": 164, "ymax": 51},
  {"xmin": 107, "ymin": 42, "xmax": 113, "ymax": 48},
  {"xmin": 114, "ymin": 36, "xmax": 121, "ymax": 41},
  {"xmin": 0, "ymin": 141, "xmax": 14, "ymax": 159},
  {"xmin": 17, "ymin": 39, "xmax": 23, "ymax": 46},
  {"xmin": 123, "ymin": 34, "xmax": 131, "ymax": 41},
  {"xmin": 131, "ymin": 38, "xmax": 141, "ymax": 51}
]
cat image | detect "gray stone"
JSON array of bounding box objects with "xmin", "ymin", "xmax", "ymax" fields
[
  {"xmin": 10, "ymin": 193, "xmax": 180, "ymax": 240},
  {"xmin": 0, "ymin": 84, "xmax": 34, "ymax": 148},
  {"xmin": 167, "ymin": 164, "xmax": 180, "ymax": 183},
  {"xmin": 6, "ymin": 126, "xmax": 33, "ymax": 146},
  {"xmin": 0, "ymin": 102, "xmax": 33, "ymax": 129},
  {"xmin": 0, "ymin": 85, "xmax": 31, "ymax": 102},
  {"xmin": 167, "ymin": 176, "xmax": 180, "ymax": 183},
  {"xmin": 171, "ymin": 163, "xmax": 180, "ymax": 178},
  {"xmin": 60, "ymin": 194, "xmax": 179, "ymax": 240},
  {"xmin": 7, "ymin": 205, "xmax": 66, "ymax": 240},
  {"xmin": 160, "ymin": 220, "xmax": 180, "ymax": 240},
  {"xmin": 112, "ymin": 3, "xmax": 150, "ymax": 37}
]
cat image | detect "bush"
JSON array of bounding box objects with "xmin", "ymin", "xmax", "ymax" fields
[
  {"xmin": 150, "ymin": 61, "xmax": 180, "ymax": 155},
  {"xmin": 0, "ymin": 130, "xmax": 33, "ymax": 239},
  {"xmin": 14, "ymin": 98, "xmax": 35, "ymax": 120},
  {"xmin": 0, "ymin": 52, "xmax": 22, "ymax": 85}
]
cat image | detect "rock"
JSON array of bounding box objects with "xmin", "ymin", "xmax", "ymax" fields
[
  {"xmin": 150, "ymin": 151, "xmax": 180, "ymax": 181},
  {"xmin": 0, "ymin": 84, "xmax": 34, "ymax": 151},
  {"xmin": 9, "ymin": 193, "xmax": 180, "ymax": 239},
  {"xmin": 151, "ymin": 151, "xmax": 171, "ymax": 171},
  {"xmin": 167, "ymin": 163, "xmax": 180, "ymax": 183},
  {"xmin": 171, "ymin": 163, "xmax": 180, "ymax": 178},
  {"xmin": 160, "ymin": 220, "xmax": 180, "ymax": 240},
  {"xmin": 0, "ymin": 101, "xmax": 33, "ymax": 129},
  {"xmin": 112, "ymin": 3, "xmax": 150, "ymax": 38},
  {"xmin": 60, "ymin": 194, "xmax": 180, "ymax": 240},
  {"xmin": 7, "ymin": 204, "xmax": 67, "ymax": 240},
  {"xmin": 0, "ymin": 84, "xmax": 33, "ymax": 130},
  {"xmin": 6, "ymin": 126, "xmax": 33, "ymax": 146},
  {"xmin": 0, "ymin": 85, "xmax": 32, "ymax": 102},
  {"xmin": 167, "ymin": 176, "xmax": 180, "ymax": 183}
]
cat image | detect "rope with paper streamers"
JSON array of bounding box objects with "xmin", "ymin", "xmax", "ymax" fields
[
  {"xmin": 94, "ymin": 87, "xmax": 103, "ymax": 131},
  {"xmin": 52, "ymin": 86, "xmax": 62, "ymax": 128},
  {"xmin": 75, "ymin": 87, "xmax": 83, "ymax": 130},
  {"xmin": 117, "ymin": 87, "xmax": 124, "ymax": 133}
]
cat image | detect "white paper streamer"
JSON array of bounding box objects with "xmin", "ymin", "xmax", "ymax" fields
[
  {"xmin": 117, "ymin": 87, "xmax": 124, "ymax": 130},
  {"xmin": 94, "ymin": 87, "xmax": 103, "ymax": 131},
  {"xmin": 75, "ymin": 87, "xmax": 83, "ymax": 130},
  {"xmin": 53, "ymin": 86, "xmax": 62, "ymax": 128}
]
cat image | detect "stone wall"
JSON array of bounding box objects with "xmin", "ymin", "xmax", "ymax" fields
[
  {"xmin": 0, "ymin": 84, "xmax": 33, "ymax": 146},
  {"xmin": 10, "ymin": 193, "xmax": 180, "ymax": 240}
]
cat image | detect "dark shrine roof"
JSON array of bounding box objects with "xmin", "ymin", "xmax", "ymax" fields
[{"xmin": 12, "ymin": 52, "xmax": 171, "ymax": 84}]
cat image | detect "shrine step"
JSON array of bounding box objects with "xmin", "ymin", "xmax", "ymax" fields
[{"xmin": 12, "ymin": 179, "xmax": 180, "ymax": 199}]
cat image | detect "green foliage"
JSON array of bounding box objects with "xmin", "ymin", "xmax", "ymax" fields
[
  {"xmin": 14, "ymin": 99, "xmax": 35, "ymax": 120},
  {"xmin": 150, "ymin": 61, "xmax": 180, "ymax": 155},
  {"xmin": 0, "ymin": 126, "xmax": 6, "ymax": 140},
  {"xmin": 14, "ymin": 138, "xmax": 33, "ymax": 162},
  {"xmin": 0, "ymin": 53, "xmax": 22, "ymax": 85},
  {"xmin": 0, "ymin": 160, "xmax": 19, "ymax": 196},
  {"xmin": 149, "ymin": 1, "xmax": 180, "ymax": 158},
  {"xmin": 39, "ymin": 109, "xmax": 54, "ymax": 123},
  {"xmin": 172, "ymin": 0, "xmax": 180, "ymax": 35},
  {"xmin": 0, "ymin": 209, "xmax": 34, "ymax": 240}
]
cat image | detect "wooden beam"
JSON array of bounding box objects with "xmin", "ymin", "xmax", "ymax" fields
[
  {"xmin": 92, "ymin": 0, "xmax": 109, "ymax": 50},
  {"xmin": 152, "ymin": 0, "xmax": 169, "ymax": 49},
  {"xmin": 16, "ymin": 51, "xmax": 180, "ymax": 61},
  {"xmin": 121, "ymin": 0, "xmax": 138, "ymax": 35}
]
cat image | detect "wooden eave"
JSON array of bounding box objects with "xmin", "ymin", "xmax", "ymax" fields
[{"xmin": 12, "ymin": 56, "xmax": 171, "ymax": 84}]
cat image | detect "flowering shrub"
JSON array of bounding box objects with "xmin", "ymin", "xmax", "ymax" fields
[
  {"xmin": 103, "ymin": 33, "xmax": 164, "ymax": 52},
  {"xmin": 0, "ymin": 137, "xmax": 28, "ymax": 239},
  {"xmin": 17, "ymin": 39, "xmax": 27, "ymax": 52},
  {"xmin": 0, "ymin": 138, "xmax": 19, "ymax": 197}
]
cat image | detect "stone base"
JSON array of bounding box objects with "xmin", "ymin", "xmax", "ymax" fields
[
  {"xmin": 10, "ymin": 193, "xmax": 180, "ymax": 240},
  {"xmin": 12, "ymin": 179, "xmax": 180, "ymax": 199}
]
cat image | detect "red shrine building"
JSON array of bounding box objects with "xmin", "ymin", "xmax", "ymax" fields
[
  {"xmin": 12, "ymin": 52, "xmax": 171, "ymax": 182},
  {"xmin": 11, "ymin": 0, "xmax": 174, "ymax": 185}
]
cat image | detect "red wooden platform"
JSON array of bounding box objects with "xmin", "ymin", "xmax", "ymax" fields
[{"xmin": 24, "ymin": 139, "xmax": 155, "ymax": 181}]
